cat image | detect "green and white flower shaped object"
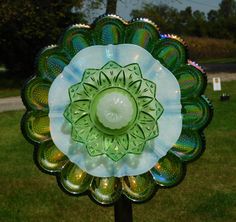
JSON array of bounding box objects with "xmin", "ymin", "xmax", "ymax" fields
[{"xmin": 21, "ymin": 15, "xmax": 213, "ymax": 205}]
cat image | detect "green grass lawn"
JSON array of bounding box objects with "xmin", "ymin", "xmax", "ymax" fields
[
  {"xmin": 0, "ymin": 81, "xmax": 236, "ymax": 222},
  {"xmin": 0, "ymin": 88, "xmax": 20, "ymax": 98},
  {"xmin": 0, "ymin": 74, "xmax": 21, "ymax": 98}
]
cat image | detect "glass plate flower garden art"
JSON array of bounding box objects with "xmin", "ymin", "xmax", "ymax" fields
[{"xmin": 21, "ymin": 14, "xmax": 213, "ymax": 212}]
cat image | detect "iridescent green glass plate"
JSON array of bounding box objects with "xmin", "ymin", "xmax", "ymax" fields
[{"xmin": 21, "ymin": 15, "xmax": 213, "ymax": 205}]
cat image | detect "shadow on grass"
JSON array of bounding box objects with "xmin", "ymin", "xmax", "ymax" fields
[{"xmin": 192, "ymin": 191, "xmax": 236, "ymax": 220}]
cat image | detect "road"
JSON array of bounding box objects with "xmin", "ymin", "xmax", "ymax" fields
[
  {"xmin": 0, "ymin": 96, "xmax": 25, "ymax": 112},
  {"xmin": 202, "ymin": 63, "xmax": 236, "ymax": 73},
  {"xmin": 0, "ymin": 73, "xmax": 235, "ymax": 113},
  {"xmin": 207, "ymin": 72, "xmax": 236, "ymax": 82}
]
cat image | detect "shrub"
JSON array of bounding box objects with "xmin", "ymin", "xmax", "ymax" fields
[{"xmin": 185, "ymin": 36, "xmax": 236, "ymax": 60}]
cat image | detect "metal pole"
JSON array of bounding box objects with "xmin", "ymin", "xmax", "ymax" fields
[{"xmin": 114, "ymin": 195, "xmax": 133, "ymax": 222}]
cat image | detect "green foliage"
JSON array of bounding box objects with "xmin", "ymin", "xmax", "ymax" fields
[
  {"xmin": 1, "ymin": 0, "xmax": 236, "ymax": 80},
  {"xmin": 207, "ymin": 0, "xmax": 236, "ymax": 40},
  {"xmin": 0, "ymin": 0, "xmax": 86, "ymax": 78},
  {"xmin": 185, "ymin": 36, "xmax": 236, "ymax": 61},
  {"xmin": 219, "ymin": 0, "xmax": 236, "ymax": 18},
  {"xmin": 131, "ymin": 0, "xmax": 236, "ymax": 40},
  {"xmin": 131, "ymin": 4, "xmax": 178, "ymax": 34}
]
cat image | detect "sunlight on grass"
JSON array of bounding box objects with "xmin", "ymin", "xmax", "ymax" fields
[{"xmin": 0, "ymin": 81, "xmax": 235, "ymax": 222}]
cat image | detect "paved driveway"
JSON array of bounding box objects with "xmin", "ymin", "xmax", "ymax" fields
[{"xmin": 0, "ymin": 96, "xmax": 25, "ymax": 112}]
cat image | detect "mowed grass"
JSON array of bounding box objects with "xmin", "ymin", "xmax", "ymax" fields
[
  {"xmin": 0, "ymin": 81, "xmax": 236, "ymax": 222},
  {"xmin": 0, "ymin": 73, "xmax": 21, "ymax": 98},
  {"xmin": 0, "ymin": 88, "xmax": 20, "ymax": 98}
]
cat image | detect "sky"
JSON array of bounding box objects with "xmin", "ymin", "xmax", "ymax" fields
[
  {"xmin": 86, "ymin": 0, "xmax": 222, "ymax": 22},
  {"xmin": 117, "ymin": 0, "xmax": 222, "ymax": 19}
]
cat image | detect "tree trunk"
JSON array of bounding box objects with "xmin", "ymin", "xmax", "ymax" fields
[{"xmin": 106, "ymin": 0, "xmax": 117, "ymax": 14}]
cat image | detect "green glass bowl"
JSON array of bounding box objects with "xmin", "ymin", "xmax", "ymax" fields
[{"xmin": 21, "ymin": 15, "xmax": 213, "ymax": 205}]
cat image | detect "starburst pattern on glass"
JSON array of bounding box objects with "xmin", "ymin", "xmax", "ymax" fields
[
  {"xmin": 48, "ymin": 44, "xmax": 182, "ymax": 178},
  {"xmin": 63, "ymin": 61, "xmax": 163, "ymax": 161}
]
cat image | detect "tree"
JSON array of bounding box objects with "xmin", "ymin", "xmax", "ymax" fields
[
  {"xmin": 130, "ymin": 0, "xmax": 236, "ymax": 40},
  {"xmin": 106, "ymin": 0, "xmax": 118, "ymax": 14},
  {"xmin": 131, "ymin": 4, "xmax": 208, "ymax": 37},
  {"xmin": 207, "ymin": 10, "xmax": 218, "ymax": 22},
  {"xmin": 206, "ymin": 0, "xmax": 236, "ymax": 39},
  {"xmin": 0, "ymin": 0, "xmax": 86, "ymax": 78},
  {"xmin": 192, "ymin": 10, "xmax": 207, "ymax": 37},
  {"xmin": 219, "ymin": 0, "xmax": 236, "ymax": 18},
  {"xmin": 131, "ymin": 3, "xmax": 180, "ymax": 34},
  {"xmin": 3, "ymin": 0, "xmax": 236, "ymax": 80},
  {"xmin": 0, "ymin": 0, "xmax": 123, "ymax": 78},
  {"xmin": 218, "ymin": 0, "xmax": 236, "ymax": 39}
]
